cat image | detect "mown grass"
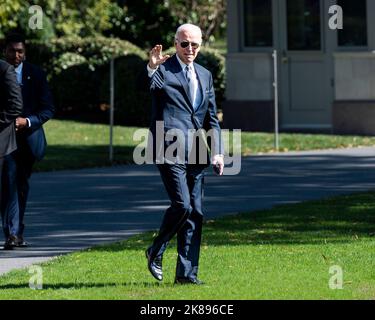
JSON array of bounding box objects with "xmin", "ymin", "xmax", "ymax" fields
[
  {"xmin": 35, "ymin": 119, "xmax": 375, "ymax": 171},
  {"xmin": 35, "ymin": 120, "xmax": 140, "ymax": 171},
  {"xmin": 0, "ymin": 192, "xmax": 374, "ymax": 300}
]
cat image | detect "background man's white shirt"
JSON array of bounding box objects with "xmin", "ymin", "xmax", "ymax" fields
[{"xmin": 14, "ymin": 62, "xmax": 31, "ymax": 128}]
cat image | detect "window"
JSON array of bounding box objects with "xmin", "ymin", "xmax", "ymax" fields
[
  {"xmin": 243, "ymin": 0, "xmax": 273, "ymax": 47},
  {"xmin": 337, "ymin": 0, "xmax": 367, "ymax": 47},
  {"xmin": 287, "ymin": 0, "xmax": 321, "ymax": 50}
]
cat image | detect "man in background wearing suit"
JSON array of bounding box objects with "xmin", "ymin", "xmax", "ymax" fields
[
  {"xmin": 1, "ymin": 33, "xmax": 54, "ymax": 250},
  {"xmin": 145, "ymin": 24, "xmax": 224, "ymax": 285},
  {"xmin": 0, "ymin": 59, "xmax": 23, "ymax": 237}
]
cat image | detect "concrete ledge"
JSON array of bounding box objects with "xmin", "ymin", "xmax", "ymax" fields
[
  {"xmin": 222, "ymin": 100, "xmax": 274, "ymax": 132},
  {"xmin": 333, "ymin": 101, "xmax": 375, "ymax": 135}
]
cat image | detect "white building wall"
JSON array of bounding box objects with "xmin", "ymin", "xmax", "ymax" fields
[
  {"xmin": 334, "ymin": 53, "xmax": 375, "ymax": 100},
  {"xmin": 226, "ymin": 53, "xmax": 273, "ymax": 101}
]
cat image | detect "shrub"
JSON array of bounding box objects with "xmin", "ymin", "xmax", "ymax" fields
[
  {"xmin": 25, "ymin": 36, "xmax": 151, "ymax": 126},
  {"xmin": 196, "ymin": 47, "xmax": 226, "ymax": 108},
  {"xmin": 27, "ymin": 36, "xmax": 147, "ymax": 73}
]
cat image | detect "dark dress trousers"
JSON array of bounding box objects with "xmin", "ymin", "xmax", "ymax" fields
[
  {"xmin": 147, "ymin": 54, "xmax": 222, "ymax": 280},
  {"xmin": 1, "ymin": 61, "xmax": 54, "ymax": 239},
  {"xmin": 0, "ymin": 60, "xmax": 23, "ymax": 211}
]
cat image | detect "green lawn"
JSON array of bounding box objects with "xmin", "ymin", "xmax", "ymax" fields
[
  {"xmin": 35, "ymin": 119, "xmax": 375, "ymax": 171},
  {"xmin": 0, "ymin": 192, "xmax": 374, "ymax": 299},
  {"xmin": 35, "ymin": 120, "xmax": 141, "ymax": 171}
]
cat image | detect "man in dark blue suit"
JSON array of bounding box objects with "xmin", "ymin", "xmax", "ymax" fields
[
  {"xmin": 145, "ymin": 24, "xmax": 224, "ymax": 285},
  {"xmin": 1, "ymin": 33, "xmax": 54, "ymax": 250}
]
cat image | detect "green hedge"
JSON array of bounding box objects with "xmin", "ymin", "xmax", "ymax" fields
[
  {"xmin": 26, "ymin": 36, "xmax": 151, "ymax": 126},
  {"xmin": 27, "ymin": 36, "xmax": 147, "ymax": 72},
  {"xmin": 10, "ymin": 37, "xmax": 225, "ymax": 126},
  {"xmin": 196, "ymin": 47, "xmax": 226, "ymax": 107}
]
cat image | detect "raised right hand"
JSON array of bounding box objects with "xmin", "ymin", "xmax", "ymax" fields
[{"xmin": 148, "ymin": 45, "xmax": 170, "ymax": 69}]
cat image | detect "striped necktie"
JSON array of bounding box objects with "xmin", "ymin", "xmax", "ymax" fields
[{"xmin": 185, "ymin": 65, "xmax": 197, "ymax": 108}]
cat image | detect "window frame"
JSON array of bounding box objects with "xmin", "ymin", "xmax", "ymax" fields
[
  {"xmin": 240, "ymin": 0, "xmax": 276, "ymax": 52},
  {"xmin": 286, "ymin": 0, "xmax": 323, "ymax": 51},
  {"xmin": 335, "ymin": 0, "xmax": 369, "ymax": 51}
]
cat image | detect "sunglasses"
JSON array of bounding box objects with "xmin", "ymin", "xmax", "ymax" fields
[{"xmin": 179, "ymin": 41, "xmax": 200, "ymax": 49}]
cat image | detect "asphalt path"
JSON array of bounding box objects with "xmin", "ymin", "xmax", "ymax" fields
[{"xmin": 1, "ymin": 147, "xmax": 375, "ymax": 275}]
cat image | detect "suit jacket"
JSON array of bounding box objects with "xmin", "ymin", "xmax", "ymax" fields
[
  {"xmin": 148, "ymin": 54, "xmax": 222, "ymax": 165},
  {"xmin": 18, "ymin": 62, "xmax": 54, "ymax": 160},
  {"xmin": 0, "ymin": 60, "xmax": 23, "ymax": 157}
]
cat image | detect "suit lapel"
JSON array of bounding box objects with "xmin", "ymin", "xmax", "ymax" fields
[
  {"xmin": 21, "ymin": 62, "xmax": 31, "ymax": 102},
  {"xmin": 194, "ymin": 63, "xmax": 206, "ymax": 111},
  {"xmin": 171, "ymin": 55, "xmax": 194, "ymax": 112}
]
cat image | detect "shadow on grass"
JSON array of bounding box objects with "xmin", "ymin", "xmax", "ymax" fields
[
  {"xmin": 34, "ymin": 145, "xmax": 136, "ymax": 172},
  {"xmin": 88, "ymin": 192, "xmax": 375, "ymax": 253},
  {"xmin": 204, "ymin": 192, "xmax": 375, "ymax": 246},
  {"xmin": 0, "ymin": 281, "xmax": 172, "ymax": 290}
]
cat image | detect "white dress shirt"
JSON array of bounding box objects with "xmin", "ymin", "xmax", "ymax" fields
[
  {"xmin": 15, "ymin": 62, "xmax": 23, "ymax": 85},
  {"xmin": 14, "ymin": 62, "xmax": 31, "ymax": 128}
]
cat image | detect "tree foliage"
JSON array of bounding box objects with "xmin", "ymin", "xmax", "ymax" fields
[
  {"xmin": 107, "ymin": 0, "xmax": 226, "ymax": 47},
  {"xmin": 0, "ymin": 0, "xmax": 113, "ymax": 39},
  {"xmin": 43, "ymin": 0, "xmax": 113, "ymax": 37},
  {"xmin": 0, "ymin": 0, "xmax": 226, "ymax": 46},
  {"xmin": 106, "ymin": 0, "xmax": 177, "ymax": 48},
  {"xmin": 0, "ymin": 0, "xmax": 25, "ymax": 37},
  {"xmin": 166, "ymin": 0, "xmax": 226, "ymax": 43}
]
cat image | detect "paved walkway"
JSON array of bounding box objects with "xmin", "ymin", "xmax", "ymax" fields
[{"xmin": 1, "ymin": 147, "xmax": 375, "ymax": 274}]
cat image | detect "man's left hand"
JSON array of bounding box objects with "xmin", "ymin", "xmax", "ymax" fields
[
  {"xmin": 15, "ymin": 117, "xmax": 28, "ymax": 131},
  {"xmin": 212, "ymin": 154, "xmax": 224, "ymax": 176}
]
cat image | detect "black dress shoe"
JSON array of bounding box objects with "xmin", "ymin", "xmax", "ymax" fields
[
  {"xmin": 145, "ymin": 249, "xmax": 163, "ymax": 281},
  {"xmin": 3, "ymin": 235, "xmax": 18, "ymax": 250},
  {"xmin": 174, "ymin": 277, "xmax": 204, "ymax": 285},
  {"xmin": 16, "ymin": 236, "xmax": 29, "ymax": 247}
]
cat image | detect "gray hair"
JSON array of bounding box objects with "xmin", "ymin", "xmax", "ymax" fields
[{"xmin": 174, "ymin": 24, "xmax": 202, "ymax": 42}]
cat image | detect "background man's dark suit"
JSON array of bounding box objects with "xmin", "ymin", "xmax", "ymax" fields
[
  {"xmin": 0, "ymin": 59, "xmax": 23, "ymax": 209},
  {"xmin": 17, "ymin": 61, "xmax": 54, "ymax": 160},
  {"xmin": 145, "ymin": 25, "xmax": 223, "ymax": 284},
  {"xmin": 1, "ymin": 60, "xmax": 54, "ymax": 246},
  {"xmin": 0, "ymin": 60, "xmax": 22, "ymax": 158}
]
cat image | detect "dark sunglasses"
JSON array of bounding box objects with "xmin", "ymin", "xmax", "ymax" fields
[{"xmin": 179, "ymin": 41, "xmax": 200, "ymax": 49}]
